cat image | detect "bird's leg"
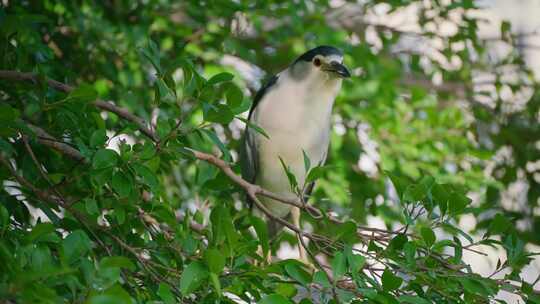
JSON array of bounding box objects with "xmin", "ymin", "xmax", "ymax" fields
[
  {"xmin": 265, "ymin": 248, "xmax": 272, "ymax": 264},
  {"xmin": 291, "ymin": 207, "xmax": 308, "ymax": 263},
  {"xmin": 255, "ymin": 244, "xmax": 272, "ymax": 265}
]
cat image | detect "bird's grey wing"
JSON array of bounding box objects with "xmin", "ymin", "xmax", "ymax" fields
[
  {"xmin": 241, "ymin": 74, "xmax": 279, "ymax": 208},
  {"xmin": 240, "ymin": 128, "xmax": 258, "ymax": 193}
]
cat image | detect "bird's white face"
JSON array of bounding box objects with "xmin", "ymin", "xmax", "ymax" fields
[
  {"xmin": 312, "ymin": 54, "xmax": 347, "ymax": 77},
  {"xmin": 290, "ymin": 53, "xmax": 350, "ymax": 88}
]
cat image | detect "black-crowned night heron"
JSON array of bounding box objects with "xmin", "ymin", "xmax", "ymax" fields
[{"xmin": 241, "ymin": 45, "xmax": 350, "ymax": 262}]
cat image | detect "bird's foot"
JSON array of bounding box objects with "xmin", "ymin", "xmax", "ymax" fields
[
  {"xmin": 301, "ymin": 259, "xmax": 317, "ymax": 273},
  {"xmin": 255, "ymin": 245, "xmax": 273, "ymax": 266}
]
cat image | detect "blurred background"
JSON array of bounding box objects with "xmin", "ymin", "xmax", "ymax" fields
[
  {"xmin": 460, "ymin": 0, "xmax": 540, "ymax": 301},
  {"xmin": 345, "ymin": 0, "xmax": 540, "ymax": 302}
]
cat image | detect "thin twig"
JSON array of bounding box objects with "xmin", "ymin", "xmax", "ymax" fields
[
  {"xmin": 26, "ymin": 123, "xmax": 88, "ymax": 163},
  {"xmin": 0, "ymin": 153, "xmax": 64, "ymax": 206}
]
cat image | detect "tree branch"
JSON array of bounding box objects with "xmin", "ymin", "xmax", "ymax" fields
[
  {"xmin": 187, "ymin": 148, "xmax": 323, "ymax": 218},
  {"xmin": 94, "ymin": 100, "xmax": 159, "ymax": 142},
  {"xmin": 0, "ymin": 153, "xmax": 65, "ymax": 207},
  {"xmin": 26, "ymin": 124, "xmax": 88, "ymax": 163},
  {"xmin": 0, "ymin": 70, "xmax": 159, "ymax": 142}
]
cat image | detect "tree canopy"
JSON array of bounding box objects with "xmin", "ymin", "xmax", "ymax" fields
[{"xmin": 0, "ymin": 1, "xmax": 539, "ymax": 303}]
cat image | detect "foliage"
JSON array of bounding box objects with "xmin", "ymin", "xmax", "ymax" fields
[{"xmin": 0, "ymin": 1, "xmax": 539, "ymax": 303}]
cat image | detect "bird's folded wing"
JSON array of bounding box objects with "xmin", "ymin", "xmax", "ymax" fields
[{"xmin": 241, "ymin": 74, "xmax": 280, "ymax": 208}]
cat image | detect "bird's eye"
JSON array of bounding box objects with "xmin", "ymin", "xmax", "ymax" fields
[{"xmin": 313, "ymin": 58, "xmax": 321, "ymax": 67}]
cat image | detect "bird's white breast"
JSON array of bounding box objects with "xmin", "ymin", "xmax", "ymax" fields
[{"xmin": 250, "ymin": 70, "xmax": 341, "ymax": 217}]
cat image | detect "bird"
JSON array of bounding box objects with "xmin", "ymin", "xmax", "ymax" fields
[{"xmin": 241, "ymin": 45, "xmax": 350, "ymax": 263}]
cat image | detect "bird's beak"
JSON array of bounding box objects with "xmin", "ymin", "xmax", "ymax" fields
[{"xmin": 323, "ymin": 61, "xmax": 351, "ymax": 78}]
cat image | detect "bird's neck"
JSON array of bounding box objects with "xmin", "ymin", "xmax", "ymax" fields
[
  {"xmin": 303, "ymin": 74, "xmax": 341, "ymax": 116},
  {"xmin": 254, "ymin": 71, "xmax": 341, "ymax": 132}
]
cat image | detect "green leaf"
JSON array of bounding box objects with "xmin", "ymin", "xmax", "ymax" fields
[
  {"xmin": 382, "ymin": 269, "xmax": 403, "ymax": 291},
  {"xmin": 225, "ymin": 83, "xmax": 243, "ymax": 108},
  {"xmin": 0, "ymin": 204, "xmax": 8, "ymax": 232},
  {"xmin": 488, "ymin": 213, "xmax": 511, "ymax": 235},
  {"xmin": 207, "ymin": 72, "xmax": 234, "ymax": 85},
  {"xmin": 284, "ymin": 262, "xmax": 311, "ymax": 285},
  {"xmin": 0, "ymin": 138, "xmax": 15, "ymax": 156},
  {"xmin": 275, "ymin": 283, "xmax": 297, "ymax": 298},
  {"xmin": 459, "ymin": 278, "xmax": 491, "ymax": 296},
  {"xmin": 67, "ymin": 84, "xmax": 98, "ymax": 103},
  {"xmin": 24, "ymin": 102, "xmax": 40, "ymax": 117},
  {"xmin": 420, "ymin": 227, "xmax": 436, "ymax": 247},
  {"xmin": 279, "ymin": 157, "xmax": 298, "ymax": 191},
  {"xmin": 199, "ymin": 84, "xmax": 217, "ymax": 103},
  {"xmin": 179, "ymin": 261, "xmax": 209, "ymax": 295},
  {"xmin": 419, "ymin": 175, "xmax": 435, "ymax": 190},
  {"xmin": 209, "ymin": 205, "xmax": 239, "ymax": 249},
  {"xmin": 88, "ymin": 284, "xmax": 133, "ymax": 304},
  {"xmin": 385, "ymin": 171, "xmax": 408, "ymax": 200},
  {"xmin": 403, "ymin": 183, "xmax": 427, "ymax": 202},
  {"xmin": 388, "ymin": 233, "xmax": 408, "ymax": 252},
  {"xmin": 29, "ymin": 245, "xmax": 54, "ymax": 271},
  {"xmin": 448, "ymin": 191, "xmax": 471, "ymax": 215},
  {"xmin": 334, "ymin": 220, "xmax": 357, "ymax": 243},
  {"xmin": 114, "ymin": 206, "xmax": 126, "ymax": 225},
  {"xmin": 306, "ymin": 165, "xmax": 328, "ymax": 184},
  {"xmin": 236, "ymin": 116, "xmax": 269, "ymax": 139},
  {"xmin": 111, "ymin": 171, "xmax": 133, "ymax": 197},
  {"xmin": 209, "ymin": 272, "xmax": 221, "ymax": 297},
  {"xmin": 132, "ymin": 163, "xmax": 159, "ymax": 189},
  {"xmin": 100, "ymin": 256, "xmax": 135, "ymax": 271},
  {"xmin": 346, "ymin": 252, "xmax": 366, "ymax": 273},
  {"xmin": 139, "ymin": 142, "xmax": 156, "ymax": 159},
  {"xmin": 62, "ymin": 230, "xmax": 92, "ymax": 264},
  {"xmin": 431, "ymin": 183, "xmax": 450, "ymax": 215},
  {"xmin": 331, "ymin": 251, "xmax": 347, "ymax": 281},
  {"xmin": 453, "ymin": 236, "xmax": 463, "ymax": 263},
  {"xmin": 155, "ymin": 78, "xmax": 175, "ymax": 103},
  {"xmin": 432, "ymin": 239, "xmax": 454, "ymax": 251},
  {"xmin": 156, "ymin": 116, "xmax": 172, "ymax": 139},
  {"xmin": 233, "ymin": 96, "xmax": 253, "ymax": 115},
  {"xmin": 204, "ymin": 103, "xmax": 234, "ymax": 125},
  {"xmin": 140, "ymin": 39, "xmax": 162, "ymax": 74},
  {"xmin": 398, "ymin": 295, "xmax": 431, "ymax": 304},
  {"xmin": 302, "ymin": 149, "xmax": 311, "ymax": 173},
  {"xmin": 204, "ymin": 249, "xmax": 226, "ymax": 274},
  {"xmin": 27, "ymin": 222, "xmax": 56, "ymax": 242},
  {"xmin": 93, "ymin": 149, "xmax": 118, "ymax": 169},
  {"xmin": 313, "ymin": 271, "xmax": 331, "ymax": 288},
  {"xmin": 157, "ymin": 283, "xmax": 175, "ymax": 304},
  {"xmin": 90, "ymin": 129, "xmax": 107, "ymax": 148},
  {"xmin": 258, "ymin": 294, "xmax": 293, "ymax": 304},
  {"xmin": 181, "ymin": 234, "xmax": 199, "ymax": 256},
  {"xmin": 199, "ymin": 129, "xmax": 232, "ymax": 162},
  {"xmin": 251, "ymin": 216, "xmax": 269, "ymax": 259},
  {"xmin": 527, "ymin": 294, "xmax": 540, "ymax": 304},
  {"xmin": 404, "ymin": 242, "xmax": 416, "ymax": 265},
  {"xmin": 441, "ymin": 222, "xmax": 474, "ymax": 243},
  {"xmin": 0, "ymin": 104, "xmax": 20, "ymax": 122}
]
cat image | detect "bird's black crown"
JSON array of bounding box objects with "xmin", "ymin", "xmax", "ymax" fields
[{"xmin": 294, "ymin": 45, "xmax": 343, "ymax": 63}]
